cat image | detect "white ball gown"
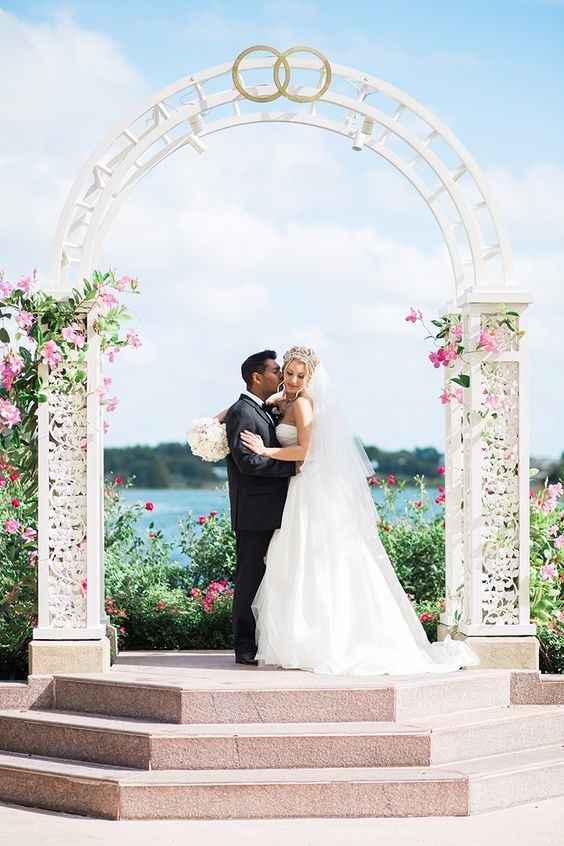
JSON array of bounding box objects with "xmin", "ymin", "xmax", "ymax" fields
[{"xmin": 252, "ymin": 365, "xmax": 478, "ymax": 676}]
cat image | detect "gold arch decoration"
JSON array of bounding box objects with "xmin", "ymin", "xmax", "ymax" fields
[{"xmin": 231, "ymin": 44, "xmax": 332, "ymax": 104}]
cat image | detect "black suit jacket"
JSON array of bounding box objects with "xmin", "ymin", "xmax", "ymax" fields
[{"xmin": 225, "ymin": 395, "xmax": 295, "ymax": 532}]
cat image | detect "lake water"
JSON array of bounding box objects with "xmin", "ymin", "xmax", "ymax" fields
[{"xmin": 122, "ymin": 484, "xmax": 442, "ymax": 545}]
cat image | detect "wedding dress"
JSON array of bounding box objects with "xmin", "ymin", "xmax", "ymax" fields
[{"xmin": 252, "ymin": 363, "xmax": 479, "ymax": 675}]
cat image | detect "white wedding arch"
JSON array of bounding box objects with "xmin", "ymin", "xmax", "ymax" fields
[{"xmin": 32, "ymin": 48, "xmax": 535, "ymax": 673}]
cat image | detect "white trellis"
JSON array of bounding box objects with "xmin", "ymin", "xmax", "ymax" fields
[{"xmin": 32, "ymin": 49, "xmax": 535, "ymax": 672}]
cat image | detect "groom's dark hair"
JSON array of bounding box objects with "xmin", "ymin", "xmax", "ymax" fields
[{"xmin": 241, "ymin": 350, "xmax": 277, "ymax": 388}]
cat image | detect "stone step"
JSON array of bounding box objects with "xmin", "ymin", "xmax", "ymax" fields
[
  {"xmin": 1, "ymin": 704, "xmax": 562, "ymax": 771},
  {"xmin": 51, "ymin": 669, "xmax": 511, "ymax": 724},
  {"xmin": 0, "ymin": 752, "xmax": 469, "ymax": 819},
  {"xmin": 452, "ymin": 745, "xmax": 564, "ymax": 813},
  {"xmin": 412, "ymin": 704, "xmax": 564, "ymax": 764},
  {"xmin": 511, "ymin": 670, "xmax": 564, "ymax": 705},
  {"xmin": 0, "ymin": 710, "xmax": 431, "ymax": 769}
]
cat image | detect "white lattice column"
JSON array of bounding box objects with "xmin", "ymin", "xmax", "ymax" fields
[
  {"xmin": 442, "ymin": 351, "xmax": 465, "ymax": 628},
  {"xmin": 30, "ymin": 304, "xmax": 110, "ymax": 674},
  {"xmin": 440, "ymin": 291, "xmax": 537, "ymax": 669}
]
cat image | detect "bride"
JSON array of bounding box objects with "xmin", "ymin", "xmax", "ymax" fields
[{"xmin": 239, "ymin": 345, "xmax": 478, "ymax": 675}]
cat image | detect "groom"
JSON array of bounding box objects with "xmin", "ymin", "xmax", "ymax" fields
[{"xmin": 225, "ymin": 350, "xmax": 296, "ymax": 665}]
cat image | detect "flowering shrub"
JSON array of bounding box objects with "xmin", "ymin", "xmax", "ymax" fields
[{"xmin": 179, "ymin": 511, "xmax": 236, "ymax": 587}]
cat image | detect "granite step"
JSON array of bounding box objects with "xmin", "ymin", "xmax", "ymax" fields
[
  {"xmin": 511, "ymin": 670, "xmax": 564, "ymax": 705},
  {"xmin": 450, "ymin": 744, "xmax": 564, "ymax": 813},
  {"xmin": 51, "ymin": 669, "xmax": 511, "ymax": 724},
  {"xmin": 0, "ymin": 710, "xmax": 432, "ymax": 769},
  {"xmin": 0, "ymin": 752, "xmax": 469, "ymax": 819},
  {"xmin": 1, "ymin": 704, "xmax": 562, "ymax": 771}
]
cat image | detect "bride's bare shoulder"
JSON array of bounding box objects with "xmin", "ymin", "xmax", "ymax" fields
[{"xmin": 295, "ymin": 394, "xmax": 313, "ymax": 416}]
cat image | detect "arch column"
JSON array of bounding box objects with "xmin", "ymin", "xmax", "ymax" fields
[
  {"xmin": 440, "ymin": 290, "xmax": 538, "ymax": 669},
  {"xmin": 29, "ymin": 302, "xmax": 110, "ymax": 674}
]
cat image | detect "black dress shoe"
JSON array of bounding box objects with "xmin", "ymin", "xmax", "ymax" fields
[{"xmin": 235, "ymin": 653, "xmax": 258, "ymax": 666}]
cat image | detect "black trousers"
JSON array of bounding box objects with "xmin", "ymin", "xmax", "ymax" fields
[{"xmin": 232, "ymin": 529, "xmax": 274, "ymax": 656}]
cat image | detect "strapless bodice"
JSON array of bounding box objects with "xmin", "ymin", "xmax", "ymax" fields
[{"xmin": 276, "ymin": 423, "xmax": 298, "ymax": 447}]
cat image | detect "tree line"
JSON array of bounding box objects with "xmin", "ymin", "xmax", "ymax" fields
[{"xmin": 104, "ymin": 442, "xmax": 445, "ymax": 488}]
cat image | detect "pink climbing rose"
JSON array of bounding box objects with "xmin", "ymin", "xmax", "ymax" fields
[
  {"xmin": 0, "ymin": 280, "xmax": 14, "ymax": 299},
  {"xmin": 0, "ymin": 398, "xmax": 21, "ymax": 428},
  {"xmin": 477, "ymin": 330, "xmax": 498, "ymax": 352},
  {"xmin": 450, "ymin": 322, "xmax": 463, "ymax": 341},
  {"xmin": 40, "ymin": 339, "xmax": 63, "ymax": 369},
  {"xmin": 16, "ymin": 310, "xmax": 35, "ymax": 331},
  {"xmin": 126, "ymin": 329, "xmax": 142, "ymax": 348},
  {"xmin": 555, "ymin": 535, "xmax": 564, "ymax": 549},
  {"xmin": 61, "ymin": 323, "xmax": 86, "ymax": 348},
  {"xmin": 405, "ymin": 307, "xmax": 421, "ymax": 323},
  {"xmin": 1, "ymin": 352, "xmax": 24, "ymax": 391},
  {"xmin": 4, "ymin": 518, "xmax": 20, "ymax": 534},
  {"xmin": 16, "ymin": 276, "xmax": 33, "ymax": 294}
]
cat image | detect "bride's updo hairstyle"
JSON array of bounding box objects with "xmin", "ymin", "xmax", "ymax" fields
[{"xmin": 282, "ymin": 346, "xmax": 320, "ymax": 382}]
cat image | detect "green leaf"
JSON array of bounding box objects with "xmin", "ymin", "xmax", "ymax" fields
[
  {"xmin": 451, "ymin": 374, "xmax": 470, "ymax": 388},
  {"xmin": 0, "ymin": 328, "xmax": 10, "ymax": 343}
]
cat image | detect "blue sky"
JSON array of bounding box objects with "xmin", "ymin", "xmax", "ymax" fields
[{"xmin": 1, "ymin": 2, "xmax": 563, "ymax": 456}]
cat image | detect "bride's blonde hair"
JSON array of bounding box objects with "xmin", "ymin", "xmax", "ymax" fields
[{"xmin": 282, "ymin": 346, "xmax": 320, "ymax": 382}]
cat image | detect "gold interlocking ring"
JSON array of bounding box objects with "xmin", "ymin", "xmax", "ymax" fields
[{"xmin": 232, "ymin": 45, "xmax": 332, "ymax": 104}]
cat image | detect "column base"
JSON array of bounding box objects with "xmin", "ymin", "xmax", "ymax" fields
[
  {"xmin": 106, "ymin": 623, "xmax": 119, "ymax": 663},
  {"xmin": 28, "ymin": 638, "xmax": 111, "ymax": 675},
  {"xmin": 437, "ymin": 624, "xmax": 539, "ymax": 670}
]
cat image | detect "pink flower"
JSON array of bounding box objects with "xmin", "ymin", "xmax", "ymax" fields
[
  {"xmin": 16, "ymin": 276, "xmax": 33, "ymax": 294},
  {"xmin": 61, "ymin": 323, "xmax": 85, "ymax": 348},
  {"xmin": 419, "ymin": 611, "xmax": 435, "ymax": 623},
  {"xmin": 40, "ymin": 339, "xmax": 63, "ymax": 369},
  {"xmin": 405, "ymin": 307, "xmax": 421, "ymax": 323},
  {"xmin": 429, "ymin": 348, "xmax": 446, "ymax": 368},
  {"xmin": 80, "ymin": 578, "xmax": 88, "ymax": 596},
  {"xmin": 555, "ymin": 535, "xmax": 564, "ymax": 549},
  {"xmin": 145, "ymin": 501, "xmax": 154, "ymax": 511},
  {"xmin": 0, "ymin": 478, "xmax": 5, "ymax": 488},
  {"xmin": 22, "ymin": 526, "xmax": 37, "ymax": 541},
  {"xmin": 0, "ymin": 398, "xmax": 21, "ymax": 428},
  {"xmin": 11, "ymin": 497, "xmax": 20, "ymax": 508},
  {"xmin": 439, "ymin": 389, "xmax": 452, "ymax": 405},
  {"xmin": 10, "ymin": 471, "xmax": 20, "ymax": 482},
  {"xmin": 105, "ymin": 346, "xmax": 120, "ymax": 363},
  {"xmin": 97, "ymin": 289, "xmax": 119, "ymax": 310},
  {"xmin": 413, "ymin": 500, "xmax": 423, "ymax": 509},
  {"xmin": 191, "ymin": 588, "xmax": 202, "ymax": 598},
  {"xmin": 442, "ymin": 343, "xmax": 459, "ymax": 365},
  {"xmin": 114, "ymin": 275, "xmax": 130, "ymax": 291},
  {"xmin": 484, "ymin": 392, "xmax": 499, "ymax": 409},
  {"xmin": 28, "ymin": 550, "xmax": 38, "ymax": 567},
  {"xmin": 105, "ymin": 396, "xmax": 119, "ymax": 413},
  {"xmin": 4, "ymin": 518, "xmax": 20, "ymax": 534},
  {"xmin": 548, "ymin": 525, "xmax": 559, "ymax": 537},
  {"xmin": 437, "ymin": 464, "xmax": 445, "ymax": 476},
  {"xmin": 154, "ymin": 600, "xmax": 167, "ymax": 611},
  {"xmin": 103, "ymin": 420, "xmax": 110, "ymax": 434},
  {"xmin": 0, "ymin": 281, "xmax": 14, "ymax": 299},
  {"xmin": 115, "ymin": 475, "xmax": 124, "ymax": 486},
  {"xmin": 387, "ymin": 474, "xmax": 397, "ymax": 486},
  {"xmin": 435, "ymin": 485, "xmax": 445, "ymax": 505},
  {"xmin": 197, "ymin": 515, "xmax": 207, "ymax": 525},
  {"xmin": 126, "ymin": 329, "xmax": 142, "ymax": 348},
  {"xmin": 540, "ymin": 563, "xmax": 558, "ymax": 581},
  {"xmin": 1, "ymin": 352, "xmax": 24, "ymax": 391},
  {"xmin": 477, "ymin": 330, "xmax": 498, "ymax": 353},
  {"xmin": 450, "ymin": 322, "xmax": 463, "ymax": 342},
  {"xmin": 16, "ymin": 310, "xmax": 35, "ymax": 331},
  {"xmin": 209, "ymin": 511, "xmax": 218, "ymax": 518}
]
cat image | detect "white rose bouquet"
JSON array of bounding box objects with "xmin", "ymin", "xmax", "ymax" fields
[{"xmin": 187, "ymin": 416, "xmax": 229, "ymax": 462}]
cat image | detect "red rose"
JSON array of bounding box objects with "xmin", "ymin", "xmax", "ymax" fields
[
  {"xmin": 387, "ymin": 474, "xmax": 397, "ymax": 486},
  {"xmin": 145, "ymin": 501, "xmax": 154, "ymax": 511},
  {"xmin": 197, "ymin": 515, "xmax": 207, "ymax": 525},
  {"xmin": 115, "ymin": 475, "xmax": 124, "ymax": 486},
  {"xmin": 209, "ymin": 511, "xmax": 219, "ymax": 518},
  {"xmin": 11, "ymin": 498, "xmax": 20, "ymax": 508},
  {"xmin": 10, "ymin": 472, "xmax": 20, "ymax": 482}
]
